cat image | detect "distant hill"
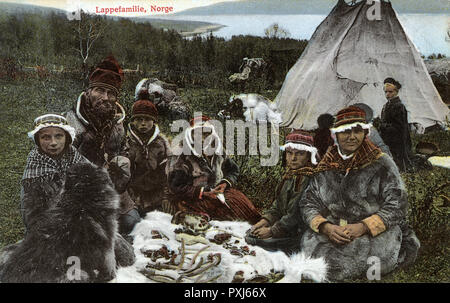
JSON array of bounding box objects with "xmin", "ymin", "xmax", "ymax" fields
[
  {"xmin": 0, "ymin": 2, "xmax": 218, "ymax": 33},
  {"xmin": 175, "ymin": 0, "xmax": 448, "ymax": 15},
  {"xmin": 0, "ymin": 2, "xmax": 66, "ymax": 15}
]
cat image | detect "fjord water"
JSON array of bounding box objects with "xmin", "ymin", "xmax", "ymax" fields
[{"xmin": 169, "ymin": 14, "xmax": 449, "ymax": 57}]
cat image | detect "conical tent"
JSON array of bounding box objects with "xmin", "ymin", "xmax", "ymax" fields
[{"xmin": 275, "ymin": 0, "xmax": 449, "ymax": 130}]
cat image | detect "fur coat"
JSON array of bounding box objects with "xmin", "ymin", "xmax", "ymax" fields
[
  {"xmin": 299, "ymin": 153, "xmax": 420, "ymax": 281},
  {"xmin": 123, "ymin": 125, "xmax": 172, "ymax": 213},
  {"xmin": 1, "ymin": 163, "xmax": 135, "ymax": 282}
]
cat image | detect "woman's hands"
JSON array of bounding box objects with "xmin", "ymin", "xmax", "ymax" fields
[{"xmin": 319, "ymin": 222, "xmax": 368, "ymax": 245}]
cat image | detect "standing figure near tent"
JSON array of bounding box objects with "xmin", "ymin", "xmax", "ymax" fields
[
  {"xmin": 65, "ymin": 56, "xmax": 140, "ymax": 236},
  {"xmin": 246, "ymin": 130, "xmax": 318, "ymax": 254},
  {"xmin": 123, "ymin": 89, "xmax": 175, "ymax": 216},
  {"xmin": 299, "ymin": 106, "xmax": 420, "ymax": 281},
  {"xmin": 166, "ymin": 116, "xmax": 261, "ymax": 224},
  {"xmin": 378, "ymin": 78, "xmax": 413, "ymax": 172},
  {"xmin": 313, "ymin": 113, "xmax": 335, "ymax": 159}
]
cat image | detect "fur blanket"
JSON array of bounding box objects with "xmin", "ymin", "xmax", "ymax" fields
[
  {"xmin": 0, "ymin": 162, "xmax": 135, "ymax": 283},
  {"xmin": 116, "ymin": 211, "xmax": 327, "ymax": 283}
]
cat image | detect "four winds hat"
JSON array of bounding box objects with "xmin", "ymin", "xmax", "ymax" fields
[{"xmin": 88, "ymin": 55, "xmax": 124, "ymax": 95}]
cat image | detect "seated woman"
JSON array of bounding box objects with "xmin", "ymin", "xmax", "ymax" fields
[
  {"xmin": 21, "ymin": 114, "xmax": 87, "ymax": 230},
  {"xmin": 300, "ymin": 106, "xmax": 420, "ymax": 281},
  {"xmin": 166, "ymin": 116, "xmax": 261, "ymax": 224},
  {"xmin": 246, "ymin": 130, "xmax": 318, "ymax": 253}
]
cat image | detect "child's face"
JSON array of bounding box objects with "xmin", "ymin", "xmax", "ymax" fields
[
  {"xmin": 38, "ymin": 127, "xmax": 67, "ymax": 158},
  {"xmin": 285, "ymin": 147, "xmax": 309, "ymax": 170},
  {"xmin": 131, "ymin": 115, "xmax": 154, "ymax": 134}
]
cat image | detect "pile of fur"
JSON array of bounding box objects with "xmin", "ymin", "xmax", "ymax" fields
[
  {"xmin": 0, "ymin": 163, "xmax": 135, "ymax": 283},
  {"xmin": 116, "ymin": 211, "xmax": 327, "ymax": 283}
]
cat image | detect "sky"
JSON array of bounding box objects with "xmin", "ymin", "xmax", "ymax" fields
[{"xmin": 1, "ymin": 0, "xmax": 241, "ymax": 15}]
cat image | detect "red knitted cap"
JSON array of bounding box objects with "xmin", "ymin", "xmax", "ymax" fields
[
  {"xmin": 285, "ymin": 129, "xmax": 314, "ymax": 147},
  {"xmin": 333, "ymin": 106, "xmax": 366, "ymax": 128},
  {"xmin": 132, "ymin": 89, "xmax": 158, "ymax": 119},
  {"xmin": 89, "ymin": 55, "xmax": 124, "ymax": 94}
]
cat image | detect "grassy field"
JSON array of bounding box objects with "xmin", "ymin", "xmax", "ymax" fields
[{"xmin": 0, "ymin": 76, "xmax": 448, "ymax": 282}]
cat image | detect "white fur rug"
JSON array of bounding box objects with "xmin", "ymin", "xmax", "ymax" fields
[{"xmin": 116, "ymin": 211, "xmax": 327, "ymax": 283}]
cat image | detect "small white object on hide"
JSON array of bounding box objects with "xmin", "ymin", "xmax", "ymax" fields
[
  {"xmin": 116, "ymin": 211, "xmax": 327, "ymax": 283},
  {"xmin": 428, "ymin": 156, "xmax": 450, "ymax": 169}
]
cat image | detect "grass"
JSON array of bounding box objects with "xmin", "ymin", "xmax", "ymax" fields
[{"xmin": 0, "ymin": 76, "xmax": 448, "ymax": 282}]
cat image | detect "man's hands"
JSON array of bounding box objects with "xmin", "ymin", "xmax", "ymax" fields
[
  {"xmin": 251, "ymin": 218, "xmax": 270, "ymax": 231},
  {"xmin": 252, "ymin": 227, "xmax": 272, "ymax": 239},
  {"xmin": 250, "ymin": 219, "xmax": 272, "ymax": 239},
  {"xmin": 319, "ymin": 222, "xmax": 368, "ymax": 245}
]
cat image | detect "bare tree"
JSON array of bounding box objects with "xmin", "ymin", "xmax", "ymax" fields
[
  {"xmin": 72, "ymin": 10, "xmax": 106, "ymax": 81},
  {"xmin": 264, "ymin": 23, "xmax": 290, "ymax": 39}
]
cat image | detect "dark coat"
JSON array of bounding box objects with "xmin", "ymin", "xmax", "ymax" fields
[
  {"xmin": 123, "ymin": 125, "xmax": 172, "ymax": 212},
  {"xmin": 166, "ymin": 151, "xmax": 239, "ymax": 203},
  {"xmin": 379, "ymin": 96, "xmax": 412, "ymax": 171},
  {"xmin": 262, "ymin": 175, "xmax": 310, "ymax": 238},
  {"xmin": 166, "ymin": 149, "xmax": 260, "ymax": 223}
]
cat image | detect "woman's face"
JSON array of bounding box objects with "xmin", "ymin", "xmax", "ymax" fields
[
  {"xmin": 285, "ymin": 147, "xmax": 310, "ymax": 170},
  {"xmin": 336, "ymin": 126, "xmax": 366, "ymax": 155},
  {"xmin": 38, "ymin": 127, "xmax": 67, "ymax": 158}
]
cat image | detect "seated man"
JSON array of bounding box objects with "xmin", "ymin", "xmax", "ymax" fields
[
  {"xmin": 300, "ymin": 106, "xmax": 420, "ymax": 281},
  {"xmin": 246, "ymin": 130, "xmax": 318, "ymax": 254},
  {"xmin": 123, "ymin": 89, "xmax": 175, "ymax": 216},
  {"xmin": 166, "ymin": 116, "xmax": 261, "ymax": 224},
  {"xmin": 65, "ymin": 56, "xmax": 140, "ymax": 236}
]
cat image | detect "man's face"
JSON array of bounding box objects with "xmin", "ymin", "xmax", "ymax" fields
[
  {"xmin": 131, "ymin": 115, "xmax": 154, "ymax": 135},
  {"xmin": 38, "ymin": 127, "xmax": 67, "ymax": 158},
  {"xmin": 285, "ymin": 147, "xmax": 309, "ymax": 170},
  {"xmin": 384, "ymin": 86, "xmax": 398, "ymax": 100},
  {"xmin": 336, "ymin": 126, "xmax": 366, "ymax": 155},
  {"xmin": 87, "ymin": 86, "xmax": 117, "ymax": 117}
]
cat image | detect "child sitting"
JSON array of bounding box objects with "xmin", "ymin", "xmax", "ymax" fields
[{"xmin": 123, "ymin": 90, "xmax": 174, "ymax": 216}]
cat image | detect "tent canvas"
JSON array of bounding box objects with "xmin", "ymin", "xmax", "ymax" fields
[{"xmin": 274, "ymin": 0, "xmax": 449, "ymax": 130}]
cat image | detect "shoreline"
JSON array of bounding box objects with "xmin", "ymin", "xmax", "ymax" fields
[{"xmin": 179, "ymin": 24, "xmax": 226, "ymax": 37}]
